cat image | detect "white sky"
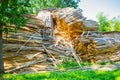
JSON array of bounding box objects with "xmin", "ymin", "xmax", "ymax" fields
[{"xmin": 79, "ymin": 0, "xmax": 120, "ymax": 21}]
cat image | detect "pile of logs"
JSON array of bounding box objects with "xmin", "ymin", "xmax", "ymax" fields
[
  {"xmin": 74, "ymin": 31, "xmax": 120, "ymax": 61},
  {"xmin": 2, "ymin": 7, "xmax": 120, "ymax": 73}
]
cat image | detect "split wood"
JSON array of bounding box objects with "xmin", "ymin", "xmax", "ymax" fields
[
  {"xmin": 5, "ymin": 58, "xmax": 46, "ymax": 73},
  {"xmin": 69, "ymin": 41, "xmax": 82, "ymax": 68},
  {"xmin": 42, "ymin": 45, "xmax": 57, "ymax": 68}
]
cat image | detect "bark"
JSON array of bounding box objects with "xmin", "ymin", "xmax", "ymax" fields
[{"xmin": 0, "ymin": 25, "xmax": 4, "ymax": 74}]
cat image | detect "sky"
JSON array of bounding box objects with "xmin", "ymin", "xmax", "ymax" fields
[{"xmin": 79, "ymin": 0, "xmax": 120, "ymax": 21}]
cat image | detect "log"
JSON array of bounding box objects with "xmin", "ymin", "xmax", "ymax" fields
[
  {"xmin": 2, "ymin": 38, "xmax": 42, "ymax": 45},
  {"xmin": 83, "ymin": 20, "xmax": 98, "ymax": 31},
  {"xmin": 5, "ymin": 58, "xmax": 46, "ymax": 73},
  {"xmin": 3, "ymin": 44, "xmax": 44, "ymax": 52},
  {"xmin": 26, "ymin": 52, "xmax": 42, "ymax": 59}
]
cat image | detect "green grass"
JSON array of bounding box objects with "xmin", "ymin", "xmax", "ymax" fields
[
  {"xmin": 57, "ymin": 59, "xmax": 91, "ymax": 70},
  {"xmin": 0, "ymin": 69, "xmax": 120, "ymax": 80},
  {"xmin": 1, "ymin": 60, "xmax": 120, "ymax": 80}
]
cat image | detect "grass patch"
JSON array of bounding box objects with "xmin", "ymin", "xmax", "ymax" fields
[
  {"xmin": 1, "ymin": 69, "xmax": 120, "ymax": 80},
  {"xmin": 57, "ymin": 59, "xmax": 91, "ymax": 70}
]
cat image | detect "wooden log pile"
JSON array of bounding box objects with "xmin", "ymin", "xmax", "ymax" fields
[
  {"xmin": 2, "ymin": 8, "xmax": 120, "ymax": 73},
  {"xmin": 3, "ymin": 13, "xmax": 54, "ymax": 46},
  {"xmin": 74, "ymin": 31, "xmax": 120, "ymax": 62}
]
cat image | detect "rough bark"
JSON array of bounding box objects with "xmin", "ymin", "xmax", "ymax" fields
[{"xmin": 0, "ymin": 25, "xmax": 4, "ymax": 74}]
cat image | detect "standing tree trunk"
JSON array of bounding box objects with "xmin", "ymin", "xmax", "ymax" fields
[{"xmin": 0, "ymin": 25, "xmax": 4, "ymax": 74}]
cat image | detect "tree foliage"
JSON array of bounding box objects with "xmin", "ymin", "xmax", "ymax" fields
[
  {"xmin": 27, "ymin": 0, "xmax": 80, "ymax": 14},
  {"xmin": 113, "ymin": 17, "xmax": 120, "ymax": 31},
  {"xmin": 114, "ymin": 21, "xmax": 120, "ymax": 31},
  {"xmin": 97, "ymin": 12, "xmax": 111, "ymax": 32},
  {"xmin": 97, "ymin": 12, "xmax": 120, "ymax": 32},
  {"xmin": 0, "ymin": 0, "xmax": 30, "ymax": 33}
]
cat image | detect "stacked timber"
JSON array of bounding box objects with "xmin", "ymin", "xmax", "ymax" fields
[
  {"xmin": 2, "ymin": 14, "xmax": 45, "ymax": 53},
  {"xmin": 2, "ymin": 7, "xmax": 120, "ymax": 72},
  {"xmin": 2, "ymin": 13, "xmax": 68, "ymax": 73},
  {"xmin": 52, "ymin": 7, "xmax": 85, "ymax": 40},
  {"xmin": 74, "ymin": 31, "xmax": 120, "ymax": 62}
]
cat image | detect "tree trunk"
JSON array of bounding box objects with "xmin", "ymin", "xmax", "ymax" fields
[{"xmin": 0, "ymin": 26, "xmax": 4, "ymax": 74}]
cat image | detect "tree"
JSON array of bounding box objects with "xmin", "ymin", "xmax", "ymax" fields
[
  {"xmin": 0, "ymin": 0, "xmax": 29, "ymax": 74},
  {"xmin": 27, "ymin": 0, "xmax": 80, "ymax": 14},
  {"xmin": 112, "ymin": 16, "xmax": 120, "ymax": 31},
  {"xmin": 97, "ymin": 12, "xmax": 111, "ymax": 32},
  {"xmin": 114, "ymin": 20, "xmax": 120, "ymax": 31}
]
